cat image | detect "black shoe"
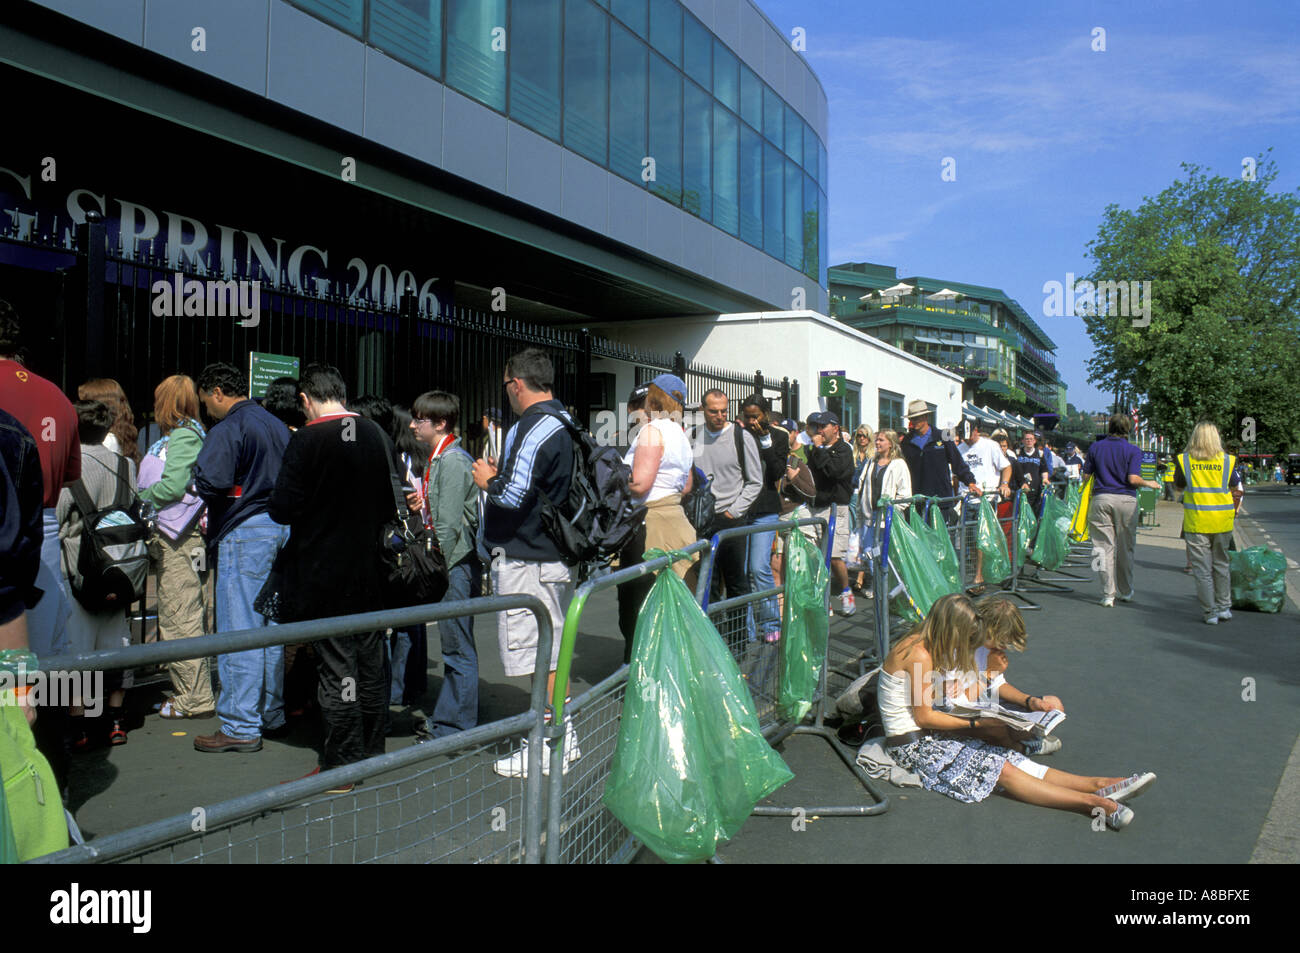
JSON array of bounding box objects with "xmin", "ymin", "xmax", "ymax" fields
[{"xmin": 262, "ymin": 722, "xmax": 293, "ymax": 740}]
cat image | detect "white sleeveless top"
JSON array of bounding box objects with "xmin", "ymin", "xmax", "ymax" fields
[
  {"xmin": 623, "ymin": 417, "xmax": 693, "ymax": 504},
  {"xmin": 877, "ymin": 668, "xmax": 922, "ymax": 736}
]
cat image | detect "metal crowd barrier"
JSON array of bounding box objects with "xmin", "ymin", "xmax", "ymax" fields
[
  {"xmin": 33, "ymin": 596, "xmax": 554, "ymax": 864},
  {"xmin": 698, "ymin": 518, "xmax": 889, "ymax": 823}
]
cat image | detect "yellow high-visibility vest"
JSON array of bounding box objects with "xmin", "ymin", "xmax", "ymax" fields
[{"xmin": 1181, "ymin": 452, "xmax": 1236, "ymax": 534}]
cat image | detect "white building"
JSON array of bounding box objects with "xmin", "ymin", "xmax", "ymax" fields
[{"xmin": 593, "ymin": 310, "xmax": 965, "ymax": 434}]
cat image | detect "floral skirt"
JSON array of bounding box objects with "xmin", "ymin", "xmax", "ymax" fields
[{"xmin": 887, "ymin": 735, "xmax": 1033, "ymax": 804}]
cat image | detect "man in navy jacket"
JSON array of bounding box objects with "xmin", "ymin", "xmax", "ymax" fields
[{"xmin": 900, "ymin": 400, "xmax": 980, "ymax": 513}]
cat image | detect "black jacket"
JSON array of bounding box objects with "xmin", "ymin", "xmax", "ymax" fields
[
  {"xmin": 901, "ymin": 427, "xmax": 976, "ymax": 500},
  {"xmin": 749, "ymin": 424, "xmax": 790, "ymax": 517},
  {"xmin": 807, "ymin": 436, "xmax": 855, "ymax": 507}
]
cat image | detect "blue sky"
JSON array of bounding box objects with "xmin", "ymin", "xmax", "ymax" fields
[{"xmin": 755, "ymin": 0, "xmax": 1300, "ymax": 411}]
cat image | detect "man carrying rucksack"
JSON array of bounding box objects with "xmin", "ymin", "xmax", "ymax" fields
[
  {"xmin": 693, "ymin": 388, "xmax": 762, "ymax": 614},
  {"xmin": 472, "ymin": 349, "xmax": 578, "ymax": 777},
  {"xmin": 58, "ymin": 399, "xmax": 143, "ymax": 746}
]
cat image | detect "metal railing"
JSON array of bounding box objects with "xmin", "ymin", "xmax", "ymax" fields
[{"xmin": 34, "ymin": 596, "xmax": 553, "ymax": 864}]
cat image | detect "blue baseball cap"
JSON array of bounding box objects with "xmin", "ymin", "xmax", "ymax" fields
[{"xmin": 650, "ymin": 373, "xmax": 687, "ymax": 403}]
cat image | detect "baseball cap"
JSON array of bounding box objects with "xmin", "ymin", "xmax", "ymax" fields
[
  {"xmin": 808, "ymin": 411, "xmax": 840, "ymax": 427},
  {"xmin": 650, "ymin": 373, "xmax": 687, "ymax": 403}
]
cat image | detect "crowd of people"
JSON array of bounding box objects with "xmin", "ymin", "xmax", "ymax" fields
[{"xmin": 0, "ymin": 293, "xmax": 1255, "ymax": 833}]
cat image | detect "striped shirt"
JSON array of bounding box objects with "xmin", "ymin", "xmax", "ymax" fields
[{"xmin": 483, "ymin": 399, "xmax": 574, "ymax": 561}]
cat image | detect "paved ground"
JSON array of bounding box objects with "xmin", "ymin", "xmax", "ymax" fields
[
  {"xmin": 64, "ymin": 487, "xmax": 1298, "ymax": 863},
  {"xmin": 712, "ymin": 486, "xmax": 1300, "ymax": 864}
]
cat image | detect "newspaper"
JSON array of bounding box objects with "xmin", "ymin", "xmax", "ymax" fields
[{"xmin": 941, "ymin": 697, "xmax": 1066, "ymax": 737}]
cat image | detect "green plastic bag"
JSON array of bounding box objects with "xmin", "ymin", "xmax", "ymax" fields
[
  {"xmin": 886, "ymin": 506, "xmax": 956, "ymax": 626},
  {"xmin": 975, "ymin": 497, "xmax": 1011, "ymax": 585},
  {"xmin": 1016, "ymin": 493, "xmax": 1038, "ymax": 568},
  {"xmin": 926, "ymin": 501, "xmax": 962, "ymax": 592},
  {"xmin": 1031, "ymin": 492, "xmax": 1071, "ymax": 571},
  {"xmin": 779, "ymin": 521, "xmax": 829, "ymax": 723},
  {"xmin": 1066, "ymin": 481, "xmax": 1082, "ymax": 520},
  {"xmin": 1230, "ymin": 546, "xmax": 1287, "ymax": 613},
  {"xmin": 604, "ymin": 555, "xmax": 794, "ymax": 863}
]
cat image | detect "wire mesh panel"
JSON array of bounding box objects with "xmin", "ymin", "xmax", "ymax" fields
[{"xmin": 549, "ymin": 670, "xmax": 639, "ymax": 865}]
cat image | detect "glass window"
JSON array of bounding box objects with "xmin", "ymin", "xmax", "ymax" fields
[
  {"xmin": 879, "ymin": 389, "xmax": 904, "ymax": 434},
  {"xmin": 563, "ymin": 0, "xmax": 608, "ymax": 165},
  {"xmin": 291, "ymin": 0, "xmax": 363, "ymax": 35},
  {"xmin": 683, "ymin": 12, "xmax": 710, "ymax": 88},
  {"xmin": 819, "ymin": 139, "xmax": 827, "ymax": 189},
  {"xmin": 784, "ymin": 103, "xmax": 802, "ymax": 163},
  {"xmin": 712, "ymin": 107, "xmax": 738, "ymax": 236},
  {"xmin": 713, "ymin": 40, "xmax": 738, "ymax": 113},
  {"xmin": 738, "ymin": 124, "xmax": 762, "ymax": 248},
  {"xmin": 446, "ymin": 0, "xmax": 507, "ymax": 111},
  {"xmin": 763, "ymin": 142, "xmax": 783, "ymax": 259},
  {"xmin": 762, "ymin": 84, "xmax": 782, "ymax": 144},
  {"xmin": 609, "ymin": 24, "xmax": 648, "ymax": 184},
  {"xmin": 736, "ymin": 72, "xmax": 761, "ymax": 139},
  {"xmin": 802, "ymin": 173, "xmax": 818, "ymax": 280},
  {"xmin": 784, "ymin": 157, "xmax": 801, "ymax": 269},
  {"xmin": 648, "ymin": 53, "xmax": 682, "ymax": 205},
  {"xmin": 611, "ymin": 0, "xmax": 646, "ymax": 37},
  {"xmin": 509, "ymin": 0, "xmax": 562, "ymax": 139},
  {"xmin": 804, "ymin": 123, "xmax": 819, "ymax": 179},
  {"xmin": 683, "ymin": 80, "xmax": 711, "ymax": 221},
  {"xmin": 648, "ymin": 0, "xmax": 680, "ymax": 65},
  {"xmin": 818, "ymin": 186, "xmax": 828, "ymax": 286},
  {"xmin": 369, "ymin": 0, "xmax": 441, "ymax": 76}
]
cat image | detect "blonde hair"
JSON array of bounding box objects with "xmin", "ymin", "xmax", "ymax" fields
[
  {"xmin": 914, "ymin": 593, "xmax": 981, "ymax": 673},
  {"xmin": 876, "ymin": 429, "xmax": 902, "ymax": 462},
  {"xmin": 154, "ymin": 374, "xmax": 200, "ymax": 435},
  {"xmin": 853, "ymin": 424, "xmax": 876, "ymax": 465},
  {"xmin": 1184, "ymin": 421, "xmax": 1224, "ymax": 460},
  {"xmin": 975, "ymin": 596, "xmax": 1027, "ymax": 652}
]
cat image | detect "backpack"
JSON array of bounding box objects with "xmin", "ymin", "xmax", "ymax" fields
[
  {"xmin": 528, "ymin": 408, "xmax": 646, "ymax": 574},
  {"xmin": 63, "ymin": 455, "xmax": 150, "ymax": 611},
  {"xmin": 682, "ymin": 423, "xmax": 753, "ymax": 537}
]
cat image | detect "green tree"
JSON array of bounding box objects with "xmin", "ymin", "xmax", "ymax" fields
[{"xmin": 1083, "ymin": 153, "xmax": 1300, "ymax": 452}]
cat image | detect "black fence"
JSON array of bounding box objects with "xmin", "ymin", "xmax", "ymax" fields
[{"xmin": 3, "ymin": 215, "xmax": 799, "ymax": 440}]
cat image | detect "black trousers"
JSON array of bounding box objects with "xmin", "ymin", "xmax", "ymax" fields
[
  {"xmin": 315, "ymin": 630, "xmax": 387, "ymax": 769},
  {"xmin": 616, "ymin": 522, "xmax": 652, "ymax": 664}
]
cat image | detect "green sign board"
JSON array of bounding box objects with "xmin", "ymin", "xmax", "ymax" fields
[
  {"xmin": 249, "ymin": 351, "xmax": 300, "ymax": 399},
  {"xmin": 818, "ymin": 370, "xmax": 846, "ymax": 397}
]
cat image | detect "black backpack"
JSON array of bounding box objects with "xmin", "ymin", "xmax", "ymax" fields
[
  {"xmin": 63, "ymin": 455, "xmax": 151, "ymax": 611},
  {"xmin": 527, "ymin": 408, "xmax": 646, "ymax": 574}
]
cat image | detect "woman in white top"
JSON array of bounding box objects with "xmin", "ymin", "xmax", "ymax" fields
[
  {"xmin": 878, "ymin": 593, "xmax": 1149, "ymax": 829},
  {"xmin": 855, "ymin": 430, "xmax": 911, "ymax": 597},
  {"xmin": 616, "ymin": 375, "xmax": 697, "ymax": 661}
]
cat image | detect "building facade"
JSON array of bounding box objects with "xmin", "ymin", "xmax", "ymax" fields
[{"xmin": 828, "ymin": 262, "xmax": 1067, "ymax": 419}]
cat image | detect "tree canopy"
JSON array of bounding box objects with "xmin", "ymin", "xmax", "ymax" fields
[{"xmin": 1083, "ymin": 153, "xmax": 1300, "ymax": 453}]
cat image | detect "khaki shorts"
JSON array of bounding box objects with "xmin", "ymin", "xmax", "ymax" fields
[
  {"xmin": 773, "ymin": 504, "xmax": 818, "ymax": 555},
  {"xmin": 493, "ymin": 557, "xmax": 573, "ymax": 678},
  {"xmin": 812, "ymin": 504, "xmax": 851, "ymax": 559}
]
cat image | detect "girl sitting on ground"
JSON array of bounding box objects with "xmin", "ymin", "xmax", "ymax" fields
[{"xmin": 879, "ymin": 593, "xmax": 1153, "ymax": 829}]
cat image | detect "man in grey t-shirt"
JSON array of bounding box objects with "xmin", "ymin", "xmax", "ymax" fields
[{"xmin": 693, "ymin": 389, "xmax": 762, "ymax": 611}]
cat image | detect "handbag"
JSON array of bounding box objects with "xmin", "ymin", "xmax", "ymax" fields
[
  {"xmin": 379, "ymin": 443, "xmax": 449, "ymax": 609},
  {"xmin": 680, "ymin": 466, "xmax": 717, "ymax": 539}
]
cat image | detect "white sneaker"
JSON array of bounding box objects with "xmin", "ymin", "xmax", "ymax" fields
[
  {"xmin": 1118, "ymin": 590, "xmax": 1134, "ymax": 603},
  {"xmin": 1105, "ymin": 803, "xmax": 1134, "ymax": 830},
  {"xmin": 492, "ymin": 723, "xmax": 582, "ymax": 778},
  {"xmin": 1217, "ymin": 608, "xmax": 1233, "ymax": 621},
  {"xmin": 839, "ymin": 591, "xmax": 857, "ymax": 617},
  {"xmin": 1099, "ymin": 597, "xmax": 1114, "ymax": 608},
  {"xmin": 1021, "ymin": 735, "xmax": 1062, "ymax": 755},
  {"xmin": 1095, "ymin": 772, "xmax": 1156, "ymax": 803},
  {"xmin": 1204, "ymin": 614, "xmax": 1219, "ymax": 625}
]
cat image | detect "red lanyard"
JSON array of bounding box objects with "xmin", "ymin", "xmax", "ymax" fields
[{"xmin": 419, "ymin": 435, "xmax": 456, "ymax": 528}]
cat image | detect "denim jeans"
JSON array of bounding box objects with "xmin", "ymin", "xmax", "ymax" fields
[
  {"xmin": 215, "ymin": 512, "xmax": 289, "ymax": 739},
  {"xmin": 747, "ymin": 512, "xmax": 781, "ymax": 634},
  {"xmin": 425, "ymin": 556, "xmax": 481, "ymax": 738},
  {"xmin": 31, "ymin": 509, "xmax": 72, "ymax": 660}
]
